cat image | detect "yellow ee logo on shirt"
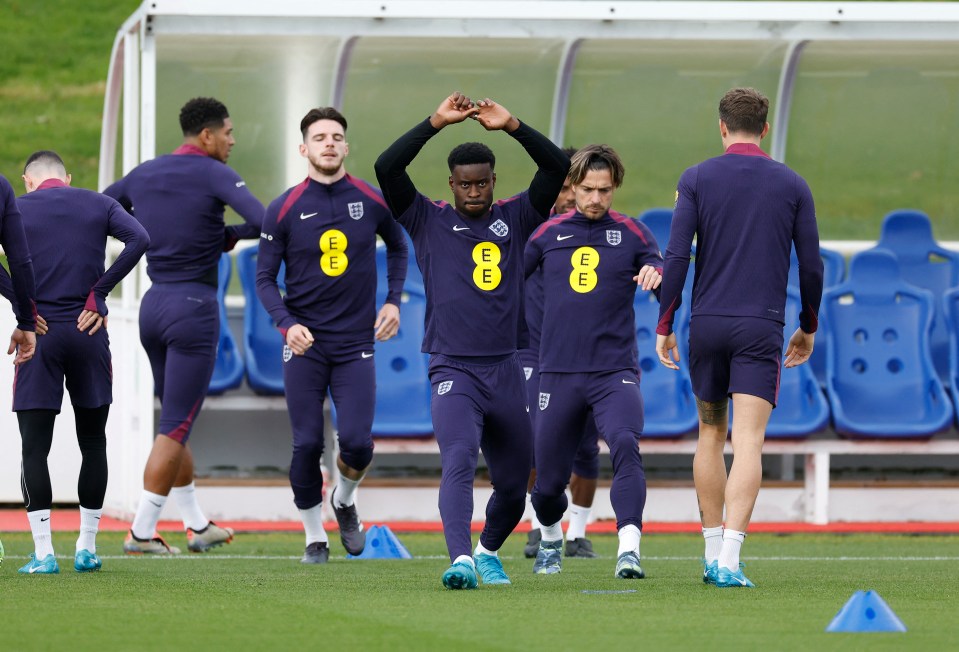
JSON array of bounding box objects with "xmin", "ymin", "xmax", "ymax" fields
[
  {"xmin": 472, "ymin": 242, "xmax": 502, "ymax": 291},
  {"xmin": 319, "ymin": 229, "xmax": 348, "ymax": 276},
  {"xmin": 570, "ymin": 246, "xmax": 599, "ymax": 293}
]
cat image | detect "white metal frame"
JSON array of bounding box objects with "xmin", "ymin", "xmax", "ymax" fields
[{"xmin": 80, "ymin": 0, "xmax": 959, "ymax": 520}]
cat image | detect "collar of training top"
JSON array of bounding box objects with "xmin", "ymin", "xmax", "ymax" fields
[
  {"xmin": 724, "ymin": 142, "xmax": 770, "ymax": 158},
  {"xmin": 36, "ymin": 178, "xmax": 69, "ymax": 190},
  {"xmin": 172, "ymin": 143, "xmax": 210, "ymax": 157}
]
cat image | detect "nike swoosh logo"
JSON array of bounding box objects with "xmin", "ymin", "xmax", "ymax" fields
[
  {"xmin": 622, "ymin": 379, "xmax": 636, "ymax": 384},
  {"xmin": 148, "ymin": 500, "xmax": 162, "ymax": 508},
  {"xmin": 40, "ymin": 517, "xmax": 50, "ymax": 522},
  {"xmin": 730, "ymin": 575, "xmax": 748, "ymax": 585},
  {"xmin": 300, "ymin": 212, "xmax": 318, "ymax": 220},
  {"xmin": 235, "ymin": 181, "xmax": 246, "ymax": 188},
  {"xmin": 557, "ymin": 234, "xmax": 574, "ymax": 241},
  {"xmin": 361, "ymin": 352, "xmax": 373, "ymax": 359},
  {"xmin": 452, "ymin": 225, "xmax": 469, "ymax": 231}
]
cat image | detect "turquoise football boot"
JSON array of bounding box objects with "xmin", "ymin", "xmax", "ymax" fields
[
  {"xmin": 75, "ymin": 549, "xmax": 103, "ymax": 572},
  {"xmin": 18, "ymin": 553, "xmax": 60, "ymax": 575},
  {"xmin": 442, "ymin": 560, "xmax": 478, "ymax": 590},
  {"xmin": 702, "ymin": 559, "xmax": 718, "ymax": 584},
  {"xmin": 716, "ymin": 563, "xmax": 755, "ymax": 588},
  {"xmin": 474, "ymin": 553, "xmax": 511, "ymax": 585}
]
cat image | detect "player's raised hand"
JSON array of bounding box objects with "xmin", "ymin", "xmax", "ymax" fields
[
  {"xmin": 286, "ymin": 323, "xmax": 314, "ymax": 356},
  {"xmin": 374, "ymin": 303, "xmax": 400, "ymax": 342},
  {"xmin": 430, "ymin": 92, "xmax": 479, "ymax": 129},
  {"xmin": 656, "ymin": 332, "xmax": 680, "ymax": 370},
  {"xmin": 634, "ymin": 265, "xmax": 662, "ymax": 291},
  {"xmin": 473, "ymin": 99, "xmax": 520, "ymax": 133},
  {"xmin": 8, "ymin": 328, "xmax": 36, "ymax": 365},
  {"xmin": 784, "ymin": 327, "xmax": 815, "ymax": 368}
]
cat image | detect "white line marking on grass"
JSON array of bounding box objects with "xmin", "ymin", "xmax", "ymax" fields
[{"xmin": 59, "ymin": 554, "xmax": 959, "ymax": 562}]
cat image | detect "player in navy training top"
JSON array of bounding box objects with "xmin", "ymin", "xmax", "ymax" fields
[
  {"xmin": 655, "ymin": 88, "xmax": 823, "ymax": 588},
  {"xmin": 0, "ymin": 174, "xmax": 37, "ymax": 366},
  {"xmin": 375, "ymin": 92, "xmax": 570, "ymax": 590},
  {"xmin": 257, "ymin": 107, "xmax": 408, "ymax": 564},
  {"xmin": 520, "ymin": 150, "xmax": 603, "ymax": 560},
  {"xmin": 105, "ymin": 97, "xmax": 265, "ymax": 555},
  {"xmin": 5, "ymin": 151, "xmax": 148, "ymax": 575},
  {"xmin": 525, "ymin": 145, "xmax": 663, "ymax": 579}
]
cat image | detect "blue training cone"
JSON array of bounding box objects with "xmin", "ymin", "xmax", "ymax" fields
[
  {"xmin": 826, "ymin": 590, "xmax": 907, "ymax": 632},
  {"xmin": 346, "ymin": 525, "xmax": 413, "ymax": 560}
]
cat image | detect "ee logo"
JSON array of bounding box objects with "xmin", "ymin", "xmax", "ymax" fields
[
  {"xmin": 569, "ymin": 246, "xmax": 599, "ymax": 293},
  {"xmin": 320, "ymin": 229, "xmax": 349, "ymax": 276},
  {"xmin": 472, "ymin": 242, "xmax": 502, "ymax": 291}
]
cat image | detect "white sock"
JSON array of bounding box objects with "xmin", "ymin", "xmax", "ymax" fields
[
  {"xmin": 334, "ymin": 475, "xmax": 362, "ymax": 508},
  {"xmin": 617, "ymin": 524, "xmax": 642, "ymax": 557},
  {"xmin": 298, "ymin": 503, "xmax": 328, "ymax": 545},
  {"xmin": 474, "ymin": 541, "xmax": 497, "ymax": 556},
  {"xmin": 170, "ymin": 482, "xmax": 209, "ymax": 531},
  {"xmin": 528, "ymin": 494, "xmax": 542, "ymax": 530},
  {"xmin": 566, "ymin": 503, "xmax": 591, "ymax": 541},
  {"xmin": 77, "ymin": 506, "xmax": 102, "ymax": 553},
  {"xmin": 453, "ymin": 554, "xmax": 475, "ymax": 567},
  {"xmin": 540, "ymin": 520, "xmax": 563, "ymax": 542},
  {"xmin": 131, "ymin": 490, "xmax": 167, "ymax": 540},
  {"xmin": 28, "ymin": 509, "xmax": 54, "ymax": 558},
  {"xmin": 702, "ymin": 525, "xmax": 724, "ymax": 564},
  {"xmin": 718, "ymin": 529, "xmax": 746, "ymax": 571}
]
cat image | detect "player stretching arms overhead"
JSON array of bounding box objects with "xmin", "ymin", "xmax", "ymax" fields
[
  {"xmin": 525, "ymin": 145, "xmax": 663, "ymax": 579},
  {"xmin": 656, "ymin": 88, "xmax": 823, "ymax": 588},
  {"xmin": 105, "ymin": 97, "xmax": 264, "ymax": 554},
  {"xmin": 7, "ymin": 151, "xmax": 148, "ymax": 574},
  {"xmin": 256, "ymin": 107, "xmax": 408, "ymax": 563},
  {"xmin": 375, "ymin": 92, "xmax": 570, "ymax": 589}
]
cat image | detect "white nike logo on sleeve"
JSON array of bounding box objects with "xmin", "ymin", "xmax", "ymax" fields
[
  {"xmin": 300, "ymin": 212, "xmax": 318, "ymax": 220},
  {"xmin": 622, "ymin": 379, "xmax": 636, "ymax": 384},
  {"xmin": 557, "ymin": 234, "xmax": 574, "ymax": 241},
  {"xmin": 361, "ymin": 352, "xmax": 374, "ymax": 359},
  {"xmin": 453, "ymin": 225, "xmax": 469, "ymax": 231}
]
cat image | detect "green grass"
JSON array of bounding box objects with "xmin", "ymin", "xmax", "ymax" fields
[{"xmin": 2, "ymin": 531, "xmax": 957, "ymax": 650}]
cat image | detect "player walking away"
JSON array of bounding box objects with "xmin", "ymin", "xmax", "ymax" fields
[
  {"xmin": 0, "ymin": 173, "xmax": 39, "ymax": 571},
  {"xmin": 375, "ymin": 92, "xmax": 569, "ymax": 589},
  {"xmin": 655, "ymin": 88, "xmax": 823, "ymax": 588},
  {"xmin": 257, "ymin": 107, "xmax": 408, "ymax": 563},
  {"xmin": 521, "ymin": 150, "xmax": 601, "ymax": 560},
  {"xmin": 525, "ymin": 145, "xmax": 662, "ymax": 579},
  {"xmin": 3, "ymin": 151, "xmax": 148, "ymax": 574},
  {"xmin": 105, "ymin": 97, "xmax": 264, "ymax": 554}
]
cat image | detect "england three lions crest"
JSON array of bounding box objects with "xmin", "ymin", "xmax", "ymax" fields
[
  {"xmin": 489, "ymin": 219, "xmax": 508, "ymax": 238},
  {"xmin": 606, "ymin": 230, "xmax": 622, "ymax": 246},
  {"xmin": 538, "ymin": 392, "xmax": 550, "ymax": 410},
  {"xmin": 282, "ymin": 345, "xmax": 293, "ymax": 363},
  {"xmin": 348, "ymin": 202, "xmax": 364, "ymax": 220},
  {"xmin": 437, "ymin": 380, "xmax": 453, "ymax": 395}
]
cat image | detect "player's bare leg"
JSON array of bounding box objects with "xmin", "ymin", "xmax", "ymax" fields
[
  {"xmin": 715, "ymin": 393, "xmax": 771, "ymax": 587},
  {"xmin": 125, "ymin": 435, "xmax": 185, "ymax": 554},
  {"xmin": 693, "ymin": 397, "xmax": 728, "ymax": 583}
]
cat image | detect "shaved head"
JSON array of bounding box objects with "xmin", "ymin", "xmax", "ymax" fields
[{"xmin": 23, "ymin": 150, "xmax": 70, "ymax": 193}]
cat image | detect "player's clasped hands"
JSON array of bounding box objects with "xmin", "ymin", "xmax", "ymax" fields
[
  {"xmin": 431, "ymin": 92, "xmax": 518, "ymax": 132},
  {"xmin": 286, "ymin": 323, "xmax": 315, "ymax": 356}
]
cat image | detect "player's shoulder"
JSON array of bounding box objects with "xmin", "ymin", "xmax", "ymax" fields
[
  {"xmin": 608, "ymin": 211, "xmax": 656, "ymax": 245},
  {"xmin": 529, "ymin": 211, "xmax": 573, "ymax": 242},
  {"xmin": 343, "ymin": 174, "xmax": 387, "ymax": 207},
  {"xmin": 268, "ymin": 178, "xmax": 311, "ymax": 223},
  {"xmin": 0, "ymin": 174, "xmax": 14, "ymax": 198}
]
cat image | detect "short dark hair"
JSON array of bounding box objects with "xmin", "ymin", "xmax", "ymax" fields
[
  {"xmin": 562, "ymin": 146, "xmax": 578, "ymax": 158},
  {"xmin": 179, "ymin": 97, "xmax": 230, "ymax": 137},
  {"xmin": 23, "ymin": 150, "xmax": 65, "ymax": 175},
  {"xmin": 567, "ymin": 144, "xmax": 624, "ymax": 188},
  {"xmin": 300, "ymin": 107, "xmax": 348, "ymax": 139},
  {"xmin": 719, "ymin": 88, "xmax": 769, "ymax": 136},
  {"xmin": 447, "ymin": 142, "xmax": 495, "ymax": 172}
]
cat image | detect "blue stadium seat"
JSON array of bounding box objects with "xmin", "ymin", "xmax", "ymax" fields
[
  {"xmin": 864, "ymin": 210, "xmax": 959, "ymax": 384},
  {"xmin": 822, "ymin": 250, "xmax": 953, "ymax": 438},
  {"xmin": 236, "ymin": 246, "xmax": 286, "ymax": 395},
  {"xmin": 788, "ymin": 245, "xmax": 846, "ymax": 384},
  {"xmin": 207, "ymin": 253, "xmax": 245, "ymax": 394},
  {"xmin": 637, "ymin": 208, "xmax": 673, "ymax": 254},
  {"xmin": 634, "ymin": 289, "xmax": 697, "ymax": 438},
  {"xmin": 765, "ymin": 288, "xmax": 830, "ymax": 438},
  {"xmin": 944, "ymin": 287, "xmax": 959, "ymax": 424},
  {"xmin": 375, "ymin": 230, "xmax": 423, "ymax": 290}
]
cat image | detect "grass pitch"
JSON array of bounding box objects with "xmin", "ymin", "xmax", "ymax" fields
[{"xmin": 2, "ymin": 531, "xmax": 957, "ymax": 651}]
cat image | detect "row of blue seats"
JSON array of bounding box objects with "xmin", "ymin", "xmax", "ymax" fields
[{"xmin": 209, "ymin": 208, "xmax": 959, "ymax": 440}]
